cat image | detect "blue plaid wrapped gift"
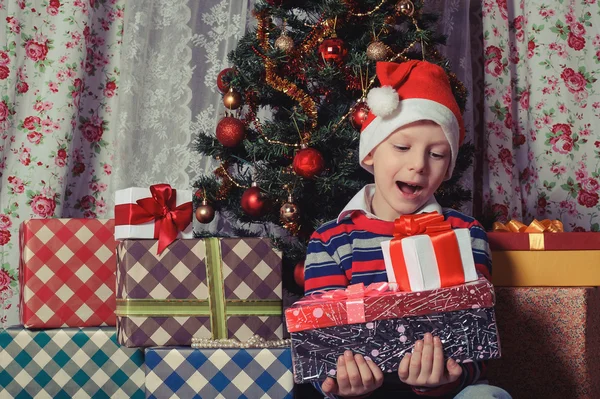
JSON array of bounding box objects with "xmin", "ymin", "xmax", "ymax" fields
[{"xmin": 144, "ymin": 347, "xmax": 293, "ymax": 399}]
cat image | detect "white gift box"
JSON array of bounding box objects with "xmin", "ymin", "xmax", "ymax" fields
[
  {"xmin": 381, "ymin": 228, "xmax": 478, "ymax": 292},
  {"xmin": 114, "ymin": 187, "xmax": 194, "ymax": 240}
]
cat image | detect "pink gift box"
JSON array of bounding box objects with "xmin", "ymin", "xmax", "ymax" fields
[{"xmin": 285, "ymin": 278, "xmax": 494, "ymax": 333}]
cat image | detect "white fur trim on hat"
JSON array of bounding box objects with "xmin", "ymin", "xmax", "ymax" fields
[
  {"xmin": 366, "ymin": 86, "xmax": 399, "ymax": 117},
  {"xmin": 360, "ymin": 98, "xmax": 460, "ymax": 180}
]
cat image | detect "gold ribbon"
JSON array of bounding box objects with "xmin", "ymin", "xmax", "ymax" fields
[
  {"xmin": 492, "ymin": 219, "xmax": 564, "ymax": 250},
  {"xmin": 116, "ymin": 238, "xmax": 282, "ymax": 339}
]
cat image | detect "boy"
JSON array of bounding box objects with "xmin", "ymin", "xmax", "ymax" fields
[{"xmin": 304, "ymin": 61, "xmax": 511, "ymax": 399}]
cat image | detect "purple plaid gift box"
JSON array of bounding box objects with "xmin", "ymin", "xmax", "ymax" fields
[{"xmin": 116, "ymin": 238, "xmax": 284, "ymax": 348}]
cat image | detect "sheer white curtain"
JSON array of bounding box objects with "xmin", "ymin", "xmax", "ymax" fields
[{"xmin": 113, "ymin": 0, "xmax": 251, "ymax": 198}]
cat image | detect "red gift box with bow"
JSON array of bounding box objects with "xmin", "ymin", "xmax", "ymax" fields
[
  {"xmin": 285, "ymin": 277, "xmax": 495, "ymax": 333},
  {"xmin": 114, "ymin": 184, "xmax": 193, "ymax": 254},
  {"xmin": 381, "ymin": 212, "xmax": 478, "ymax": 292}
]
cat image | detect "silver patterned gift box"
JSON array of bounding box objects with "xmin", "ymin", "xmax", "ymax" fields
[
  {"xmin": 116, "ymin": 238, "xmax": 284, "ymax": 347},
  {"xmin": 0, "ymin": 327, "xmax": 145, "ymax": 398}
]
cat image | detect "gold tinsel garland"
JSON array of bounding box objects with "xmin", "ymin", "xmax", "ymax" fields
[{"xmin": 256, "ymin": 13, "xmax": 318, "ymax": 136}]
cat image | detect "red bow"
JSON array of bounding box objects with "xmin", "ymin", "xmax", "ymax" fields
[
  {"xmin": 393, "ymin": 212, "xmax": 453, "ymax": 237},
  {"xmin": 390, "ymin": 212, "xmax": 464, "ymax": 291},
  {"xmin": 119, "ymin": 184, "xmax": 192, "ymax": 254}
]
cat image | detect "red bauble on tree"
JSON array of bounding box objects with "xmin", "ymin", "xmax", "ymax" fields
[
  {"xmin": 294, "ymin": 261, "xmax": 305, "ymax": 289},
  {"xmin": 216, "ymin": 117, "xmax": 245, "ymax": 147},
  {"xmin": 241, "ymin": 182, "xmax": 269, "ymax": 217},
  {"xmin": 318, "ymin": 35, "xmax": 348, "ymax": 64},
  {"xmin": 216, "ymin": 68, "xmax": 233, "ymax": 93},
  {"xmin": 265, "ymin": 0, "xmax": 283, "ymax": 5},
  {"xmin": 351, "ymin": 101, "xmax": 370, "ymax": 130},
  {"xmin": 293, "ymin": 144, "xmax": 325, "ymax": 178}
]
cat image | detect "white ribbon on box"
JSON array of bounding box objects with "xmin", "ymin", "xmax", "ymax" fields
[
  {"xmin": 114, "ymin": 187, "xmax": 194, "ymax": 240},
  {"xmin": 381, "ymin": 228, "xmax": 478, "ymax": 292}
]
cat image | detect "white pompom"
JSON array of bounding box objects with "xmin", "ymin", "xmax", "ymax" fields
[{"xmin": 366, "ymin": 85, "xmax": 399, "ymax": 117}]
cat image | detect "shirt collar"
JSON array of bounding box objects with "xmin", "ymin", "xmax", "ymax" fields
[{"xmin": 337, "ymin": 184, "xmax": 442, "ymax": 223}]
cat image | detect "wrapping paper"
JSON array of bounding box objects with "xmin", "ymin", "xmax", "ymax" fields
[
  {"xmin": 114, "ymin": 186, "xmax": 193, "ymax": 241},
  {"xmin": 488, "ymin": 287, "xmax": 600, "ymax": 399},
  {"xmin": 116, "ymin": 238, "xmax": 284, "ymax": 347},
  {"xmin": 144, "ymin": 347, "xmax": 293, "ymax": 399},
  {"xmin": 491, "ymin": 250, "xmax": 600, "ymax": 286},
  {"xmin": 489, "ymin": 231, "xmax": 600, "ymax": 286},
  {"xmin": 0, "ymin": 327, "xmax": 145, "ymax": 398},
  {"xmin": 381, "ymin": 217, "xmax": 477, "ymax": 292},
  {"xmin": 285, "ymin": 278, "xmax": 494, "ymax": 332},
  {"xmin": 291, "ymin": 307, "xmax": 500, "ymax": 383},
  {"xmin": 488, "ymin": 231, "xmax": 600, "ymax": 251},
  {"xmin": 19, "ymin": 218, "xmax": 117, "ymax": 328}
]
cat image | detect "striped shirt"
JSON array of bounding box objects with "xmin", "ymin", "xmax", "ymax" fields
[{"xmin": 304, "ymin": 187, "xmax": 491, "ymax": 398}]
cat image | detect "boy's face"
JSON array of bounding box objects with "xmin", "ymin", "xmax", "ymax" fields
[{"xmin": 363, "ymin": 120, "xmax": 451, "ymax": 221}]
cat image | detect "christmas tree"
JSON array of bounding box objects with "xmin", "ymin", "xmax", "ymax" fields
[{"xmin": 193, "ymin": 0, "xmax": 470, "ymax": 295}]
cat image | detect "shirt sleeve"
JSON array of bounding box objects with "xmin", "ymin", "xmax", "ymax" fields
[
  {"xmin": 412, "ymin": 361, "xmax": 486, "ymax": 397},
  {"xmin": 304, "ymin": 228, "xmax": 351, "ymax": 295},
  {"xmin": 468, "ymin": 220, "xmax": 492, "ymax": 280}
]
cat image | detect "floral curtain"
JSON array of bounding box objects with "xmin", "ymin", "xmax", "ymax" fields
[
  {"xmin": 0, "ymin": 0, "xmax": 125, "ymax": 327},
  {"xmin": 482, "ymin": 0, "xmax": 600, "ymax": 231}
]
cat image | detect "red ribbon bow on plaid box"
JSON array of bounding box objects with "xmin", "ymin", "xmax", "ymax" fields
[
  {"xmin": 115, "ymin": 184, "xmax": 192, "ymax": 254},
  {"xmin": 383, "ymin": 212, "xmax": 476, "ymax": 292}
]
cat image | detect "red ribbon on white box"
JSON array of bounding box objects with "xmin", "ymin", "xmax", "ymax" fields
[
  {"xmin": 304, "ymin": 282, "xmax": 390, "ymax": 324},
  {"xmin": 381, "ymin": 212, "xmax": 478, "ymax": 292},
  {"xmin": 114, "ymin": 184, "xmax": 193, "ymax": 254}
]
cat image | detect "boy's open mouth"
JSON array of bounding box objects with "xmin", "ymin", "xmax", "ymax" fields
[{"xmin": 396, "ymin": 181, "xmax": 423, "ymax": 195}]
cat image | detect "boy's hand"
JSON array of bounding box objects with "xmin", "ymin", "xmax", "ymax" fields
[
  {"xmin": 398, "ymin": 333, "xmax": 462, "ymax": 388},
  {"xmin": 321, "ymin": 350, "xmax": 384, "ymax": 397}
]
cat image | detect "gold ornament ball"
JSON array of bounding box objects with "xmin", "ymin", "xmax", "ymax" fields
[
  {"xmin": 396, "ymin": 0, "xmax": 415, "ymax": 16},
  {"xmin": 275, "ymin": 35, "xmax": 295, "ymax": 52},
  {"xmin": 366, "ymin": 41, "xmax": 389, "ymax": 61},
  {"xmin": 223, "ymin": 89, "xmax": 242, "ymax": 110},
  {"xmin": 195, "ymin": 200, "xmax": 215, "ymax": 223},
  {"xmin": 280, "ymin": 201, "xmax": 299, "ymax": 222}
]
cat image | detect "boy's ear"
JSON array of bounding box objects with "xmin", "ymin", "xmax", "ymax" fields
[{"xmin": 363, "ymin": 152, "xmax": 374, "ymax": 166}]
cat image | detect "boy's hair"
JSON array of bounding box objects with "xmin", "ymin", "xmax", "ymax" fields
[{"xmin": 359, "ymin": 60, "xmax": 464, "ymax": 179}]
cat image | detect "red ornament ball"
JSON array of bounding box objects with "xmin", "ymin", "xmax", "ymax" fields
[
  {"xmin": 293, "ymin": 261, "xmax": 305, "ymax": 289},
  {"xmin": 293, "ymin": 146, "xmax": 325, "ymax": 178},
  {"xmin": 318, "ymin": 36, "xmax": 348, "ymax": 63},
  {"xmin": 351, "ymin": 102, "xmax": 370, "ymax": 130},
  {"xmin": 216, "ymin": 117, "xmax": 245, "ymax": 147},
  {"xmin": 241, "ymin": 185, "xmax": 268, "ymax": 217},
  {"xmin": 216, "ymin": 68, "xmax": 233, "ymax": 93},
  {"xmin": 265, "ymin": 0, "xmax": 283, "ymax": 5}
]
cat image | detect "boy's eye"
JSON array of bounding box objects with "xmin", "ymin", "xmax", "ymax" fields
[
  {"xmin": 394, "ymin": 145, "xmax": 409, "ymax": 151},
  {"xmin": 430, "ymin": 152, "xmax": 445, "ymax": 159}
]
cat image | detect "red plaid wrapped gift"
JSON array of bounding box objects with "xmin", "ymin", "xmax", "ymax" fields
[
  {"xmin": 381, "ymin": 212, "xmax": 478, "ymax": 292},
  {"xmin": 19, "ymin": 219, "xmax": 117, "ymax": 328}
]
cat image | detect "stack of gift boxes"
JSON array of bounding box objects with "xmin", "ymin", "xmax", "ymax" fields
[
  {"xmin": 2, "ymin": 185, "xmax": 505, "ymax": 398},
  {"xmin": 486, "ymin": 220, "xmax": 600, "ymax": 399},
  {"xmin": 286, "ymin": 212, "xmax": 501, "ymax": 384},
  {"xmin": 1, "ymin": 184, "xmax": 294, "ymax": 398}
]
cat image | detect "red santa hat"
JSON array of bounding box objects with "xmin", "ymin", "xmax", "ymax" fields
[{"xmin": 360, "ymin": 60, "xmax": 464, "ymax": 179}]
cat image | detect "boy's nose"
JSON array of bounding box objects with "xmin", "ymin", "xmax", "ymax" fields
[{"xmin": 408, "ymin": 153, "xmax": 427, "ymax": 173}]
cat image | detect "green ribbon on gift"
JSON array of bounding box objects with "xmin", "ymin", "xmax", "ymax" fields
[{"xmin": 115, "ymin": 238, "xmax": 282, "ymax": 339}]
